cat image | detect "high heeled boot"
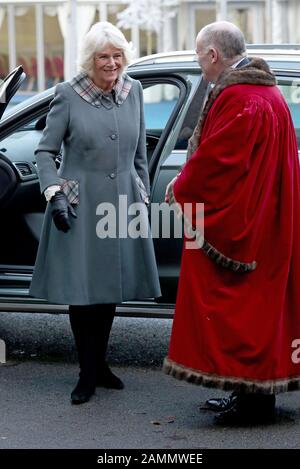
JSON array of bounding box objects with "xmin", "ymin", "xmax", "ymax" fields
[
  {"xmin": 95, "ymin": 304, "xmax": 124, "ymax": 390},
  {"xmin": 69, "ymin": 305, "xmax": 98, "ymax": 404}
]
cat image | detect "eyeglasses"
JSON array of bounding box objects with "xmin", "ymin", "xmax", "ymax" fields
[{"xmin": 94, "ymin": 53, "xmax": 124, "ymax": 63}]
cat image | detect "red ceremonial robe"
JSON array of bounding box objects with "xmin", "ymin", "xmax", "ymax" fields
[{"xmin": 163, "ymin": 67, "xmax": 300, "ymax": 393}]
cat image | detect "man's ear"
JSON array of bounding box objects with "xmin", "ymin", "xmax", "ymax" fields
[{"xmin": 210, "ymin": 47, "xmax": 218, "ymax": 63}]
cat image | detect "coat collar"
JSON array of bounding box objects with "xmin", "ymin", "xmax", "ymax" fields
[{"xmin": 69, "ymin": 72, "xmax": 133, "ymax": 108}]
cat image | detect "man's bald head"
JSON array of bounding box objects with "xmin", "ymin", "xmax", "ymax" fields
[
  {"xmin": 197, "ymin": 21, "xmax": 246, "ymax": 61},
  {"xmin": 195, "ymin": 21, "xmax": 247, "ymax": 82}
]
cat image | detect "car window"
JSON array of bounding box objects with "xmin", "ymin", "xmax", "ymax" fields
[
  {"xmin": 0, "ymin": 114, "xmax": 46, "ymax": 167},
  {"xmin": 141, "ymin": 82, "xmax": 182, "ymax": 163},
  {"xmin": 174, "ymin": 78, "xmax": 209, "ymax": 151},
  {"xmin": 0, "ymin": 129, "xmax": 42, "ymax": 165},
  {"xmin": 143, "ymin": 83, "xmax": 180, "ymax": 132},
  {"xmin": 277, "ymin": 79, "xmax": 300, "ymax": 147}
]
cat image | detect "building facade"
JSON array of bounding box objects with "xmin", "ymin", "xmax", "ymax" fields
[{"xmin": 0, "ymin": 0, "xmax": 299, "ymax": 91}]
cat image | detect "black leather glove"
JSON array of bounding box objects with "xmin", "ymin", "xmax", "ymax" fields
[{"xmin": 50, "ymin": 190, "xmax": 77, "ymax": 232}]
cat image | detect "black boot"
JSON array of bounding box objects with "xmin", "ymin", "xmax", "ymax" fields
[
  {"xmin": 97, "ymin": 361, "xmax": 124, "ymax": 390},
  {"xmin": 95, "ymin": 304, "xmax": 124, "ymax": 390},
  {"xmin": 70, "ymin": 376, "xmax": 95, "ymax": 405},
  {"xmin": 69, "ymin": 306, "xmax": 98, "ymax": 405}
]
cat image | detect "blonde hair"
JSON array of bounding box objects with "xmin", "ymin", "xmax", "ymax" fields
[{"xmin": 77, "ymin": 22, "xmax": 134, "ymax": 75}]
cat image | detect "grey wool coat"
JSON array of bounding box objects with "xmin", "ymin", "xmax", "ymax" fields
[{"xmin": 29, "ymin": 77, "xmax": 161, "ymax": 305}]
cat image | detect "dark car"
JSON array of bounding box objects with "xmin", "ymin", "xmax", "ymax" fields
[{"xmin": 1, "ymin": 46, "xmax": 300, "ymax": 317}]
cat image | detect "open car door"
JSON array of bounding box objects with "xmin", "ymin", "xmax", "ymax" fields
[
  {"xmin": 0, "ymin": 66, "xmax": 26, "ymax": 209},
  {"xmin": 0, "ymin": 66, "xmax": 26, "ymax": 120}
]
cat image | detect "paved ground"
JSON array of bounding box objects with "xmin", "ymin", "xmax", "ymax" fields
[{"xmin": 0, "ymin": 312, "xmax": 300, "ymax": 449}]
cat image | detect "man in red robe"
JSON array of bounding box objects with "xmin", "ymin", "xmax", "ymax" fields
[{"xmin": 163, "ymin": 21, "xmax": 300, "ymax": 424}]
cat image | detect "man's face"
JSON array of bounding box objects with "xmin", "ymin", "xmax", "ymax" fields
[{"xmin": 195, "ymin": 35, "xmax": 218, "ymax": 83}]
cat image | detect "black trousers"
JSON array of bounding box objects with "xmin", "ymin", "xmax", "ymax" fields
[{"xmin": 69, "ymin": 304, "xmax": 116, "ymax": 383}]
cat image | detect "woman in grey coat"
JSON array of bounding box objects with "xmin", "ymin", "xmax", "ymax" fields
[{"xmin": 30, "ymin": 22, "xmax": 161, "ymax": 405}]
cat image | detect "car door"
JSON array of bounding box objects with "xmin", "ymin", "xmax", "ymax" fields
[
  {"xmin": 146, "ymin": 71, "xmax": 208, "ymax": 302},
  {"xmin": 0, "ymin": 66, "xmax": 26, "ymax": 119},
  {"xmin": 0, "ymin": 66, "xmax": 27, "ymax": 209},
  {"xmin": 0, "ymin": 110, "xmax": 45, "ymax": 306},
  {"xmin": 276, "ymin": 75, "xmax": 300, "ymax": 152}
]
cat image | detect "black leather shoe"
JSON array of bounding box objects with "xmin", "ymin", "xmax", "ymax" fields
[
  {"xmin": 205, "ymin": 392, "xmax": 238, "ymax": 411},
  {"xmin": 71, "ymin": 378, "xmax": 95, "ymax": 405},
  {"xmin": 214, "ymin": 394, "xmax": 276, "ymax": 425},
  {"xmin": 96, "ymin": 364, "xmax": 124, "ymax": 390}
]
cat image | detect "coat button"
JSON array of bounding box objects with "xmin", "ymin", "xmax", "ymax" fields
[
  {"xmin": 109, "ymin": 173, "xmax": 116, "ymax": 179},
  {"xmin": 110, "ymin": 134, "xmax": 117, "ymax": 140}
]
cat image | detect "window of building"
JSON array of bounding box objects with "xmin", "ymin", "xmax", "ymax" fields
[
  {"xmin": 139, "ymin": 30, "xmax": 158, "ymax": 56},
  {"xmin": 0, "ymin": 8, "xmax": 8, "ymax": 79},
  {"xmin": 15, "ymin": 7, "xmax": 37, "ymax": 92},
  {"xmin": 229, "ymin": 7, "xmax": 254, "ymax": 43},
  {"xmin": 194, "ymin": 7, "xmax": 216, "ymax": 33},
  {"xmin": 43, "ymin": 10, "xmax": 64, "ymax": 88}
]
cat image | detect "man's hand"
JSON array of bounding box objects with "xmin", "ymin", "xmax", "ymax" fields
[
  {"xmin": 165, "ymin": 175, "xmax": 179, "ymax": 204},
  {"xmin": 50, "ymin": 190, "xmax": 77, "ymax": 232}
]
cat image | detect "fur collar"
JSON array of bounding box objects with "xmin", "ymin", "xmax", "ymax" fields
[{"xmin": 187, "ymin": 57, "xmax": 277, "ymax": 159}]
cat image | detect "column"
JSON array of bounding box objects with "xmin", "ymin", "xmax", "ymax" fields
[
  {"xmin": 131, "ymin": 24, "xmax": 140, "ymax": 58},
  {"xmin": 162, "ymin": 17, "xmax": 173, "ymax": 52},
  {"xmin": 7, "ymin": 4, "xmax": 16, "ymax": 71},
  {"xmin": 252, "ymin": 3, "xmax": 264, "ymax": 43},
  {"xmin": 188, "ymin": 4, "xmax": 196, "ymax": 49},
  {"xmin": 65, "ymin": 0, "xmax": 77, "ymax": 80},
  {"xmin": 175, "ymin": 2, "xmax": 187, "ymax": 50},
  {"xmin": 36, "ymin": 4, "xmax": 45, "ymax": 92},
  {"xmin": 216, "ymin": 0, "xmax": 228, "ymax": 21},
  {"xmin": 272, "ymin": 0, "xmax": 286, "ymax": 43},
  {"xmin": 265, "ymin": 0, "xmax": 273, "ymax": 42},
  {"xmin": 99, "ymin": 2, "xmax": 108, "ymax": 22}
]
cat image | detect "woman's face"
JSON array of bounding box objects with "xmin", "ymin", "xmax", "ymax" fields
[{"xmin": 92, "ymin": 45, "xmax": 125, "ymax": 90}]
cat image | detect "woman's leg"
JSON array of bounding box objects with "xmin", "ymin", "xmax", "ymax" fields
[
  {"xmin": 95, "ymin": 304, "xmax": 124, "ymax": 389},
  {"xmin": 68, "ymin": 303, "xmax": 123, "ymax": 404},
  {"xmin": 69, "ymin": 305, "xmax": 98, "ymax": 404}
]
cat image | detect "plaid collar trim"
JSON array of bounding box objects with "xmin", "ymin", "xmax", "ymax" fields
[{"xmin": 69, "ymin": 72, "xmax": 133, "ymax": 107}]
